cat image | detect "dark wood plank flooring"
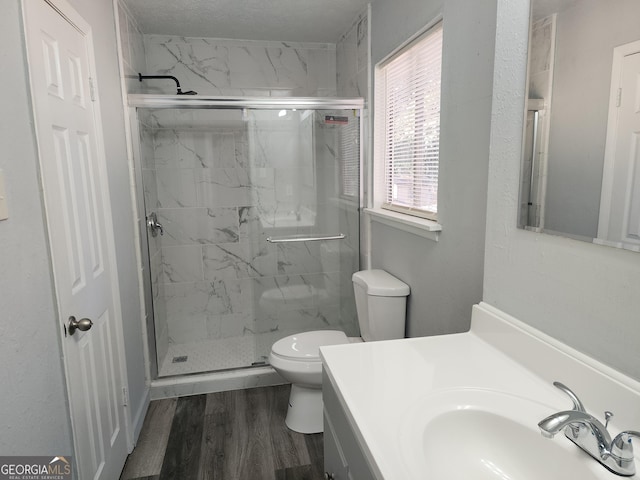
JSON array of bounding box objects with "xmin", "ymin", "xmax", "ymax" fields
[{"xmin": 120, "ymin": 385, "xmax": 324, "ymax": 480}]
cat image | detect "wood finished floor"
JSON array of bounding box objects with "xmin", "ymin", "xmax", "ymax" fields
[{"xmin": 119, "ymin": 385, "xmax": 324, "ymax": 480}]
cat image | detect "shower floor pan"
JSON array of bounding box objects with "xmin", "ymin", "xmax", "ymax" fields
[{"xmin": 158, "ymin": 332, "xmax": 284, "ymax": 377}]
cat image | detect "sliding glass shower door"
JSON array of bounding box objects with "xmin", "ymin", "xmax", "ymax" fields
[
  {"xmin": 135, "ymin": 101, "xmax": 361, "ymax": 377},
  {"xmin": 246, "ymin": 109, "xmax": 362, "ymax": 363}
]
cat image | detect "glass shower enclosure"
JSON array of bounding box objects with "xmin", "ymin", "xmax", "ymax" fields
[{"xmin": 129, "ymin": 96, "xmax": 363, "ymax": 377}]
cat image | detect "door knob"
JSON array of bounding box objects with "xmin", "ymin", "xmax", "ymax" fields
[{"xmin": 68, "ymin": 316, "xmax": 93, "ymax": 336}]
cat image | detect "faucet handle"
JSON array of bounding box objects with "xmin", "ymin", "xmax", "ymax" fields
[
  {"xmin": 553, "ymin": 381, "xmax": 586, "ymax": 412},
  {"xmin": 604, "ymin": 411, "xmax": 613, "ymax": 429},
  {"xmin": 611, "ymin": 431, "xmax": 640, "ymax": 466}
]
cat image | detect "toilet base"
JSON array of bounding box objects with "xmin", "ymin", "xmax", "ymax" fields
[{"xmin": 285, "ymin": 384, "xmax": 323, "ymax": 434}]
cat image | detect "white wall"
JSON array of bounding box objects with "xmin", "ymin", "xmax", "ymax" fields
[
  {"xmin": 0, "ymin": 0, "xmax": 148, "ymax": 456},
  {"xmin": 369, "ymin": 0, "xmax": 496, "ymax": 337},
  {"xmin": 486, "ymin": 0, "xmax": 640, "ymax": 381},
  {"xmin": 0, "ymin": 0, "xmax": 73, "ymax": 455},
  {"xmin": 369, "ymin": 0, "xmax": 640, "ymax": 383}
]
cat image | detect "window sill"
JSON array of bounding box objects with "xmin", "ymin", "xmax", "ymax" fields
[{"xmin": 365, "ymin": 208, "xmax": 442, "ymax": 242}]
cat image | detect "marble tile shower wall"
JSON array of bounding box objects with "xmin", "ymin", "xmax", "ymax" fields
[
  {"xmin": 123, "ymin": 17, "xmax": 367, "ymax": 363},
  {"xmin": 336, "ymin": 11, "xmax": 369, "ymax": 98},
  {"xmin": 138, "ymin": 111, "xmax": 170, "ymax": 364},
  {"xmin": 336, "ymin": 10, "xmax": 369, "ymax": 326},
  {"xmin": 141, "ymin": 109, "xmax": 358, "ymax": 351},
  {"xmin": 143, "ymin": 35, "xmax": 337, "ymax": 97},
  {"xmin": 312, "ymin": 117, "xmax": 360, "ymax": 333},
  {"xmin": 117, "ymin": 1, "xmax": 174, "ymax": 367},
  {"xmin": 117, "ymin": 0, "xmax": 146, "ymax": 93}
]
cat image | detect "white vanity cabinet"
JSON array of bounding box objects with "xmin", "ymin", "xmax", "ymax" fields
[{"xmin": 322, "ymin": 369, "xmax": 378, "ymax": 480}]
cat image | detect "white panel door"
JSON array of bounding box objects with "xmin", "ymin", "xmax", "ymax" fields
[
  {"xmin": 598, "ymin": 48, "xmax": 640, "ymax": 251},
  {"xmin": 23, "ymin": 1, "xmax": 130, "ymax": 478}
]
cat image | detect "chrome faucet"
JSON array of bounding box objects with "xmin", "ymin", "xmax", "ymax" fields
[{"xmin": 538, "ymin": 381, "xmax": 640, "ymax": 476}]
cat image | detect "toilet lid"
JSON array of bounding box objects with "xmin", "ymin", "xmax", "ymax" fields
[{"xmin": 271, "ymin": 330, "xmax": 348, "ymax": 361}]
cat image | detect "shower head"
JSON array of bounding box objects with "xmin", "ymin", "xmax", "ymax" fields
[{"xmin": 138, "ymin": 73, "xmax": 198, "ymax": 95}]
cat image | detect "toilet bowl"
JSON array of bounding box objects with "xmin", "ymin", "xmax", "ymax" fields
[
  {"xmin": 270, "ymin": 330, "xmax": 351, "ymax": 433},
  {"xmin": 269, "ymin": 269, "xmax": 410, "ymax": 433}
]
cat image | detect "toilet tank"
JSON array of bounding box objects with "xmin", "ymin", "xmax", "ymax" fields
[{"xmin": 352, "ymin": 270, "xmax": 410, "ymax": 341}]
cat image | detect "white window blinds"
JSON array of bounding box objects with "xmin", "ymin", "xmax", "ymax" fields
[
  {"xmin": 380, "ymin": 22, "xmax": 443, "ymax": 219},
  {"xmin": 339, "ymin": 114, "xmax": 360, "ymax": 199}
]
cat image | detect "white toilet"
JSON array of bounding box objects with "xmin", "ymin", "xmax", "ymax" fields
[{"xmin": 269, "ymin": 269, "xmax": 410, "ymax": 433}]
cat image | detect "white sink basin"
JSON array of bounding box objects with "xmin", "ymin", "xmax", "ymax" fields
[
  {"xmin": 321, "ymin": 304, "xmax": 640, "ymax": 480},
  {"xmin": 401, "ymin": 389, "xmax": 603, "ymax": 479}
]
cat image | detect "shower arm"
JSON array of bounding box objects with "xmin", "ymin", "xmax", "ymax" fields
[{"xmin": 138, "ymin": 73, "xmax": 197, "ymax": 95}]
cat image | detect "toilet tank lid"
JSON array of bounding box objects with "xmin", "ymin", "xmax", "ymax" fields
[{"xmin": 352, "ymin": 269, "xmax": 410, "ymax": 296}]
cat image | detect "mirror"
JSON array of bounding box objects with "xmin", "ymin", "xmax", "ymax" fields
[{"xmin": 518, "ymin": 0, "xmax": 640, "ymax": 252}]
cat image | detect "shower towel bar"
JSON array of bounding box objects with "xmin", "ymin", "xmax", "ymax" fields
[{"xmin": 266, "ymin": 233, "xmax": 345, "ymax": 243}]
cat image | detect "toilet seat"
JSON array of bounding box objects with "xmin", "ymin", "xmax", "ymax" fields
[
  {"xmin": 271, "ymin": 330, "xmax": 348, "ymax": 362},
  {"xmin": 269, "ymin": 330, "xmax": 349, "ymax": 433}
]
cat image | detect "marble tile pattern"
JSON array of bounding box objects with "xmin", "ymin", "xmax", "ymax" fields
[
  {"xmin": 336, "ymin": 11, "xmax": 369, "ymax": 98},
  {"xmin": 138, "ymin": 118, "xmax": 170, "ymax": 364},
  {"xmin": 142, "ymin": 35, "xmax": 337, "ymax": 97},
  {"xmin": 128, "ymin": 14, "xmax": 371, "ymax": 370},
  {"xmin": 140, "ymin": 109, "xmax": 361, "ymax": 358},
  {"xmin": 117, "ymin": 0, "xmax": 146, "ymax": 94},
  {"xmin": 336, "ymin": 8, "xmax": 369, "ymax": 299}
]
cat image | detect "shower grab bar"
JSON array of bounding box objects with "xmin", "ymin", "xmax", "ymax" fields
[{"xmin": 266, "ymin": 233, "xmax": 345, "ymax": 243}]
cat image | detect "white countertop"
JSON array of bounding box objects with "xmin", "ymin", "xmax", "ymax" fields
[{"xmin": 320, "ymin": 302, "xmax": 640, "ymax": 479}]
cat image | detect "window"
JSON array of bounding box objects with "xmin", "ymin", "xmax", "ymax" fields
[
  {"xmin": 376, "ymin": 21, "xmax": 443, "ymax": 220},
  {"xmin": 338, "ymin": 113, "xmax": 360, "ymax": 200}
]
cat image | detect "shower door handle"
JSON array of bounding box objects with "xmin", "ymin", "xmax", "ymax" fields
[{"xmin": 146, "ymin": 212, "xmax": 164, "ymax": 237}]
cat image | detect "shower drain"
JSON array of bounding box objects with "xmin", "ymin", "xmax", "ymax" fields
[{"xmin": 172, "ymin": 356, "xmax": 188, "ymax": 363}]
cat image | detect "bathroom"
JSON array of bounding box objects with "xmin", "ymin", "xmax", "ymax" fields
[{"xmin": 1, "ymin": 0, "xmax": 639, "ymax": 478}]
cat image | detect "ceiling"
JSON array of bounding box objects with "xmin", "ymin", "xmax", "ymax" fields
[
  {"xmin": 124, "ymin": 0, "xmax": 370, "ymax": 43},
  {"xmin": 531, "ymin": 0, "xmax": 584, "ymax": 20}
]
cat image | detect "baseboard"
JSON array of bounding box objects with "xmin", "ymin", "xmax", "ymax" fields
[{"xmin": 130, "ymin": 387, "xmax": 151, "ymax": 448}]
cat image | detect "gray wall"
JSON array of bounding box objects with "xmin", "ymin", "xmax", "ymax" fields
[
  {"xmin": 0, "ymin": 0, "xmax": 73, "ymax": 455},
  {"xmin": 486, "ymin": 0, "xmax": 640, "ymax": 381},
  {"xmin": 0, "ymin": 0, "xmax": 148, "ymax": 455},
  {"xmin": 369, "ymin": 0, "xmax": 496, "ymax": 337},
  {"xmin": 545, "ymin": 0, "xmax": 640, "ymax": 238}
]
